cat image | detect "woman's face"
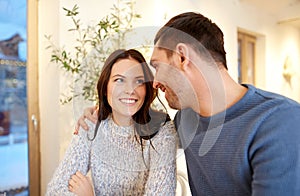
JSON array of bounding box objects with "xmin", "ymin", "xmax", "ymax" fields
[{"xmin": 107, "ymin": 58, "xmax": 146, "ymax": 124}]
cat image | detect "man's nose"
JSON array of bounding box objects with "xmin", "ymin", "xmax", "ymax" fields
[
  {"xmin": 153, "ymin": 80, "xmax": 160, "ymax": 89},
  {"xmin": 153, "ymin": 80, "xmax": 166, "ymax": 92}
]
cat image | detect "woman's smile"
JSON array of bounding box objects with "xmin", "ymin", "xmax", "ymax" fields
[{"xmin": 119, "ymin": 98, "xmax": 138, "ymax": 104}]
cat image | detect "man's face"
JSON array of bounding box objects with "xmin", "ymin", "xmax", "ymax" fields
[{"xmin": 150, "ymin": 46, "xmax": 184, "ymax": 110}]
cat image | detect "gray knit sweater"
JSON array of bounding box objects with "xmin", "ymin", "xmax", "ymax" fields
[{"xmin": 46, "ymin": 116, "xmax": 178, "ymax": 195}]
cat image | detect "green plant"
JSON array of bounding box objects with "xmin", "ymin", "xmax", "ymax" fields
[{"xmin": 46, "ymin": 0, "xmax": 141, "ymax": 104}]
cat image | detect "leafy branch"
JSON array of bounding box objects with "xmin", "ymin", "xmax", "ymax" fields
[{"xmin": 45, "ymin": 0, "xmax": 141, "ymax": 104}]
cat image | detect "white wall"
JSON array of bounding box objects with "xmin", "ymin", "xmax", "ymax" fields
[
  {"xmin": 38, "ymin": 0, "xmax": 60, "ymax": 194},
  {"xmin": 38, "ymin": 0, "xmax": 300, "ymax": 194}
]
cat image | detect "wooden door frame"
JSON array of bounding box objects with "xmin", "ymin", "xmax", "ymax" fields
[
  {"xmin": 238, "ymin": 32, "xmax": 257, "ymax": 85},
  {"xmin": 27, "ymin": 0, "xmax": 40, "ymax": 195}
]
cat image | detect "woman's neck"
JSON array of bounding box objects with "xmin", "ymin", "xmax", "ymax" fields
[{"xmin": 111, "ymin": 114, "xmax": 133, "ymax": 127}]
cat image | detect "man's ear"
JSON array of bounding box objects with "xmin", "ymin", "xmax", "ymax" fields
[{"xmin": 176, "ymin": 43, "xmax": 190, "ymax": 70}]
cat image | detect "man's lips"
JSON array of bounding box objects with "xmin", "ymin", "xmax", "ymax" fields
[{"xmin": 159, "ymin": 85, "xmax": 166, "ymax": 92}]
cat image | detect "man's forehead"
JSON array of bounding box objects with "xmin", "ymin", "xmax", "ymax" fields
[{"xmin": 150, "ymin": 47, "xmax": 167, "ymax": 61}]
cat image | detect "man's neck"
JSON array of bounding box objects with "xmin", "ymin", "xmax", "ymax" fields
[{"xmin": 192, "ymin": 69, "xmax": 247, "ymax": 117}]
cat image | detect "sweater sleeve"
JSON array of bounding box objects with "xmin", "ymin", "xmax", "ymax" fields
[
  {"xmin": 45, "ymin": 123, "xmax": 94, "ymax": 196},
  {"xmin": 250, "ymin": 106, "xmax": 300, "ymax": 196},
  {"xmin": 144, "ymin": 121, "xmax": 178, "ymax": 195}
]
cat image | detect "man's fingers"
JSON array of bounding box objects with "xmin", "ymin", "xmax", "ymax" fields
[
  {"xmin": 77, "ymin": 115, "xmax": 89, "ymax": 131},
  {"xmin": 74, "ymin": 123, "xmax": 80, "ymax": 135},
  {"xmin": 84, "ymin": 106, "xmax": 98, "ymax": 123},
  {"xmin": 74, "ymin": 106, "xmax": 98, "ymax": 134}
]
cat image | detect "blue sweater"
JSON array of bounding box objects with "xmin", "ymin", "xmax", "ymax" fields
[{"xmin": 175, "ymin": 84, "xmax": 300, "ymax": 195}]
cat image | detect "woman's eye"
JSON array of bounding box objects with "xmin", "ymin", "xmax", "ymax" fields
[
  {"xmin": 115, "ymin": 78, "xmax": 124, "ymax": 83},
  {"xmin": 136, "ymin": 79, "xmax": 145, "ymax": 85}
]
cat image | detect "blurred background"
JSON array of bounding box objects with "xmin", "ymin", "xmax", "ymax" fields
[{"xmin": 1, "ymin": 0, "xmax": 300, "ymax": 195}]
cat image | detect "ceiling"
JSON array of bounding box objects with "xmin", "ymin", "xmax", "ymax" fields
[{"xmin": 241, "ymin": 0, "xmax": 300, "ymax": 28}]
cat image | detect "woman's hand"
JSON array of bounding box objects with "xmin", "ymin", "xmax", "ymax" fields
[{"xmin": 68, "ymin": 171, "xmax": 94, "ymax": 196}]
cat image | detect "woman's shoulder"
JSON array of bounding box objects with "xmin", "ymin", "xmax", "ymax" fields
[
  {"xmin": 151, "ymin": 120, "xmax": 178, "ymax": 151},
  {"xmin": 157, "ymin": 120, "xmax": 177, "ymax": 137},
  {"xmin": 77, "ymin": 119, "xmax": 97, "ymax": 138}
]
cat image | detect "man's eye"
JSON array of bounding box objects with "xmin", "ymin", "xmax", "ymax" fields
[{"xmin": 152, "ymin": 64, "xmax": 157, "ymax": 70}]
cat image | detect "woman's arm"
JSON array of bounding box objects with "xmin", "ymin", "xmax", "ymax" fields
[{"xmin": 46, "ymin": 124, "xmax": 94, "ymax": 195}]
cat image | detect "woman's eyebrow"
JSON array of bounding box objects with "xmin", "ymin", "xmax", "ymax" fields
[
  {"xmin": 111, "ymin": 74, "xmax": 125, "ymax": 78},
  {"xmin": 135, "ymin": 75, "xmax": 145, "ymax": 79},
  {"xmin": 111, "ymin": 74, "xmax": 144, "ymax": 79}
]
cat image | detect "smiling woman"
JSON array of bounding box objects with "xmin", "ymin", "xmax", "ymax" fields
[
  {"xmin": 107, "ymin": 58, "xmax": 146, "ymax": 126},
  {"xmin": 46, "ymin": 49, "xmax": 178, "ymax": 195}
]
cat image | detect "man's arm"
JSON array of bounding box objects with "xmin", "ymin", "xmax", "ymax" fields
[
  {"xmin": 251, "ymin": 107, "xmax": 300, "ymax": 195},
  {"xmin": 74, "ymin": 106, "xmax": 98, "ymax": 134}
]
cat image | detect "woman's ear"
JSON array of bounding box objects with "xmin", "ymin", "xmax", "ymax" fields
[{"xmin": 176, "ymin": 43, "xmax": 189, "ymax": 70}]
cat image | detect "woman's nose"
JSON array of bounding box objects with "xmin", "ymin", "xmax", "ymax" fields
[{"xmin": 124, "ymin": 83, "xmax": 135, "ymax": 94}]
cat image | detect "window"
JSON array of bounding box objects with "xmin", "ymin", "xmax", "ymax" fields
[{"xmin": 0, "ymin": 0, "xmax": 40, "ymax": 195}]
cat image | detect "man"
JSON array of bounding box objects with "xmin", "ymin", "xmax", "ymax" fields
[{"xmin": 77, "ymin": 12, "xmax": 300, "ymax": 195}]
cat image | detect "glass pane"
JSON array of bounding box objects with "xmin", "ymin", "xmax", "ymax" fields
[{"xmin": 0, "ymin": 0, "xmax": 29, "ymax": 195}]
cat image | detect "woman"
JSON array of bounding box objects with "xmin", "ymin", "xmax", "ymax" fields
[{"xmin": 46, "ymin": 49, "xmax": 178, "ymax": 195}]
